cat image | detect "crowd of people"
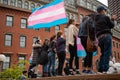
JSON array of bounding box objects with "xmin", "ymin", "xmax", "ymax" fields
[{"xmin": 22, "ymin": 6, "xmax": 118, "ymax": 79}]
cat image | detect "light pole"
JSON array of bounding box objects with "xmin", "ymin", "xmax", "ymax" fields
[{"xmin": 0, "ymin": 54, "xmax": 6, "ymax": 72}]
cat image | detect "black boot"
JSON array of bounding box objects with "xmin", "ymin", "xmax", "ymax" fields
[
  {"xmin": 52, "ymin": 71, "xmax": 56, "ymax": 76},
  {"xmin": 33, "ymin": 74, "xmax": 37, "ymax": 78},
  {"xmin": 42, "ymin": 72, "xmax": 48, "ymax": 77},
  {"xmin": 48, "ymin": 72, "xmax": 51, "ymax": 77}
]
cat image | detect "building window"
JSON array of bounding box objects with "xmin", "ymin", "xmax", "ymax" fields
[
  {"xmin": 71, "ymin": 14, "xmax": 74, "ymax": 19},
  {"xmin": 114, "ymin": 51, "xmax": 116, "ymax": 58},
  {"xmin": 2, "ymin": 55, "xmax": 11, "ymax": 70},
  {"xmin": 55, "ymin": 26, "xmax": 60, "ymax": 34},
  {"xmin": 80, "ymin": 14, "xmax": 84, "ymax": 23},
  {"xmin": 21, "ymin": 18, "xmax": 27, "ymax": 28},
  {"xmin": 113, "ymin": 41, "xmax": 115, "ymax": 47},
  {"xmin": 33, "ymin": 37, "xmax": 38, "ymax": 43},
  {"xmin": 10, "ymin": 0, "xmax": 15, "ymax": 6},
  {"xmin": 69, "ymin": 13, "xmax": 72, "ymax": 19},
  {"xmin": 36, "ymin": 4, "xmax": 41, "ymax": 8},
  {"xmin": 64, "ymin": 27, "xmax": 68, "ymax": 36},
  {"xmin": 67, "ymin": 0, "xmax": 75, "ymax": 6},
  {"xmin": 45, "ymin": 28, "xmax": 50, "ymax": 32},
  {"xmin": 79, "ymin": 0, "xmax": 85, "ymax": 7},
  {"xmin": 118, "ymin": 53, "xmax": 120, "ymax": 59},
  {"xmin": 18, "ymin": 55, "xmax": 25, "ymax": 67},
  {"xmin": 3, "ymin": 0, "xmax": 8, "ymax": 5},
  {"xmin": 87, "ymin": 2, "xmax": 92, "ymax": 9},
  {"xmin": 116, "ymin": 43, "xmax": 118, "ymax": 48},
  {"xmin": 74, "ymin": 14, "xmax": 78, "ymax": 22},
  {"xmin": 93, "ymin": 5, "xmax": 96, "ymax": 11},
  {"xmin": 66, "ymin": 12, "xmax": 69, "ymax": 19},
  {"xmin": 5, "ymin": 34, "xmax": 12, "ymax": 46},
  {"xmin": 31, "ymin": 3, "xmax": 35, "ymax": 10},
  {"xmin": 17, "ymin": 0, "xmax": 22, "ymax": 8},
  {"xmin": 6, "ymin": 15, "xmax": 13, "ymax": 27},
  {"xmin": 24, "ymin": 1, "xmax": 29, "ymax": 9},
  {"xmin": 20, "ymin": 36, "xmax": 26, "ymax": 48}
]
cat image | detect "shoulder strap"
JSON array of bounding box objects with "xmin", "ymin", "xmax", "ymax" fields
[{"xmin": 87, "ymin": 17, "xmax": 90, "ymax": 36}]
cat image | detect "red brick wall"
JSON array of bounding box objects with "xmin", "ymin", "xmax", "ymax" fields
[
  {"xmin": 112, "ymin": 36, "xmax": 120, "ymax": 62},
  {"xmin": 0, "ymin": 7, "xmax": 58, "ymax": 68}
]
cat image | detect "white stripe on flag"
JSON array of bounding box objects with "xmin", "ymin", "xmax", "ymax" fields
[{"xmin": 28, "ymin": 7, "xmax": 65, "ymax": 22}]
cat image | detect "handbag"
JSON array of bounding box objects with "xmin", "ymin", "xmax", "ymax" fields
[
  {"xmin": 86, "ymin": 22, "xmax": 98, "ymax": 52},
  {"xmin": 38, "ymin": 50, "xmax": 48, "ymax": 65},
  {"xmin": 76, "ymin": 37, "xmax": 86, "ymax": 58}
]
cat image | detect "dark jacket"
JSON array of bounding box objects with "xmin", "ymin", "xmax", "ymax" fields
[
  {"xmin": 49, "ymin": 40, "xmax": 56, "ymax": 53},
  {"xmin": 56, "ymin": 37, "xmax": 66, "ymax": 53},
  {"xmin": 78, "ymin": 17, "xmax": 95, "ymax": 40},
  {"xmin": 95, "ymin": 14, "xmax": 115, "ymax": 37},
  {"xmin": 42, "ymin": 44, "xmax": 49, "ymax": 52},
  {"xmin": 32, "ymin": 43, "xmax": 42, "ymax": 64}
]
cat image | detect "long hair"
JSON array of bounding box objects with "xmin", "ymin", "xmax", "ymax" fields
[
  {"xmin": 67, "ymin": 19, "xmax": 75, "ymax": 27},
  {"xmin": 50, "ymin": 35, "xmax": 56, "ymax": 42},
  {"xmin": 43, "ymin": 39, "xmax": 49, "ymax": 46},
  {"xmin": 57, "ymin": 31, "xmax": 63, "ymax": 39}
]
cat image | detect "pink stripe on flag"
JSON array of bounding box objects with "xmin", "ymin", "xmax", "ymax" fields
[
  {"xmin": 28, "ymin": 13, "xmax": 66, "ymax": 26},
  {"xmin": 30, "ymin": 2, "xmax": 64, "ymax": 17},
  {"xmin": 77, "ymin": 44, "xmax": 85, "ymax": 50}
]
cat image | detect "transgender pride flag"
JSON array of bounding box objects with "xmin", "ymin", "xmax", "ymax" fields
[
  {"xmin": 76, "ymin": 37, "xmax": 86, "ymax": 58},
  {"xmin": 28, "ymin": 0, "xmax": 68, "ymax": 29}
]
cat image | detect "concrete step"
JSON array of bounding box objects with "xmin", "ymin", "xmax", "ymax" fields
[{"xmin": 28, "ymin": 74, "xmax": 120, "ymax": 80}]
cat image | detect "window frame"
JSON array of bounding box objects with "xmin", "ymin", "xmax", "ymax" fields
[
  {"xmin": 20, "ymin": 18, "xmax": 27, "ymax": 28},
  {"xmin": 20, "ymin": 35, "xmax": 26, "ymax": 48},
  {"xmin": 116, "ymin": 43, "xmax": 118, "ymax": 48},
  {"xmin": 3, "ymin": 0, "xmax": 8, "ymax": 5},
  {"xmin": 10, "ymin": 0, "xmax": 15, "ymax": 6},
  {"xmin": 113, "ymin": 41, "xmax": 115, "ymax": 47},
  {"xmin": 4, "ymin": 34, "xmax": 12, "ymax": 46},
  {"xmin": 6, "ymin": 15, "xmax": 13, "ymax": 27},
  {"xmin": 36, "ymin": 4, "xmax": 41, "ymax": 8},
  {"xmin": 79, "ymin": 0, "xmax": 85, "ymax": 7},
  {"xmin": 64, "ymin": 27, "xmax": 68, "ymax": 37},
  {"xmin": 18, "ymin": 55, "xmax": 26, "ymax": 67},
  {"xmin": 30, "ymin": 3, "xmax": 35, "ymax": 10},
  {"xmin": 24, "ymin": 1, "xmax": 29, "ymax": 9},
  {"xmin": 17, "ymin": 0, "xmax": 22, "ymax": 8},
  {"xmin": 2, "ymin": 55, "xmax": 11, "ymax": 70},
  {"xmin": 45, "ymin": 28, "xmax": 50, "ymax": 32},
  {"xmin": 55, "ymin": 25, "xmax": 60, "ymax": 34}
]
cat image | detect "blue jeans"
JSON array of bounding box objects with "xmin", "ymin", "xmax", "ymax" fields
[
  {"xmin": 47, "ymin": 51, "xmax": 56, "ymax": 73},
  {"xmin": 98, "ymin": 34, "xmax": 112, "ymax": 72},
  {"xmin": 43, "ymin": 63, "xmax": 48, "ymax": 73}
]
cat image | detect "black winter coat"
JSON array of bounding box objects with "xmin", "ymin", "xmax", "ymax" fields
[
  {"xmin": 32, "ymin": 43, "xmax": 42, "ymax": 64},
  {"xmin": 95, "ymin": 14, "xmax": 115, "ymax": 37}
]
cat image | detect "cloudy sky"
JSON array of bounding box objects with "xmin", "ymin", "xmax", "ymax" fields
[{"xmin": 98, "ymin": 0, "xmax": 108, "ymax": 6}]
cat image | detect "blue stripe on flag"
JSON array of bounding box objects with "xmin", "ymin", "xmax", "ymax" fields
[
  {"xmin": 32, "ymin": 0, "xmax": 63, "ymax": 13},
  {"xmin": 77, "ymin": 50, "xmax": 86, "ymax": 58},
  {"xmin": 28, "ymin": 18, "xmax": 68, "ymax": 29}
]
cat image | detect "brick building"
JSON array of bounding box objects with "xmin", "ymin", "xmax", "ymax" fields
[
  {"xmin": 108, "ymin": 0, "xmax": 120, "ymax": 62},
  {"xmin": 108, "ymin": 0, "xmax": 120, "ymax": 23},
  {"xmin": 0, "ymin": 0, "xmax": 120, "ymax": 72}
]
